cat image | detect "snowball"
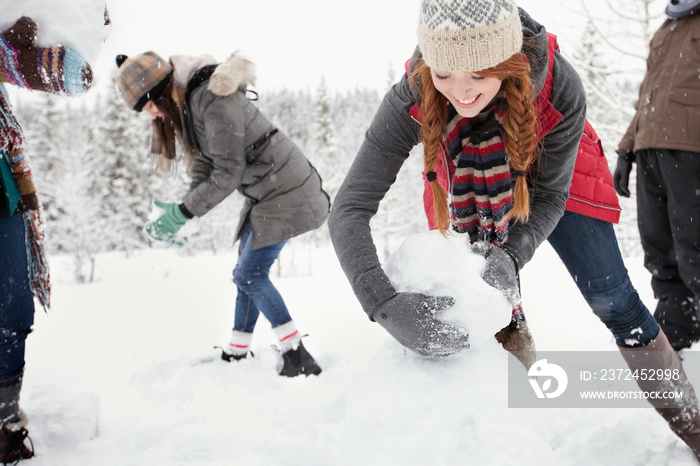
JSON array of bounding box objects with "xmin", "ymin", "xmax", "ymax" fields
[
  {"xmin": 0, "ymin": 0, "xmax": 110, "ymax": 64},
  {"xmin": 384, "ymin": 231, "xmax": 512, "ymax": 347}
]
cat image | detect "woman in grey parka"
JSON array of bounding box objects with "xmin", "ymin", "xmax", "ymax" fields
[{"xmin": 115, "ymin": 51, "xmax": 329, "ymax": 377}]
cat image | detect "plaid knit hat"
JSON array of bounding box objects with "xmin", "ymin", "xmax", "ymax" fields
[
  {"xmin": 417, "ymin": 0, "xmax": 523, "ymax": 72},
  {"xmin": 115, "ymin": 52, "xmax": 173, "ymax": 112}
]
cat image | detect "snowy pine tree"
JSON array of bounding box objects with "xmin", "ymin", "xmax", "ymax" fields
[
  {"xmin": 308, "ymin": 77, "xmax": 344, "ymax": 197},
  {"xmin": 299, "ymin": 77, "xmax": 341, "ymax": 247},
  {"xmin": 22, "ymin": 93, "xmax": 70, "ymax": 246},
  {"xmin": 569, "ymin": 0, "xmax": 667, "ymax": 256},
  {"xmin": 58, "ymin": 109, "xmax": 102, "ymax": 282},
  {"xmin": 90, "ymin": 77, "xmax": 163, "ymax": 254},
  {"xmin": 258, "ymin": 88, "xmax": 313, "ymax": 151}
]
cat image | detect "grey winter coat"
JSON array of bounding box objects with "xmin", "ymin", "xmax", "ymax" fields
[
  {"xmin": 179, "ymin": 55, "xmax": 329, "ymax": 249},
  {"xmin": 328, "ymin": 9, "xmax": 586, "ymax": 315}
]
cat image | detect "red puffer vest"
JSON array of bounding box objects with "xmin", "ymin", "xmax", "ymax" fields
[{"xmin": 409, "ymin": 33, "xmax": 621, "ymax": 229}]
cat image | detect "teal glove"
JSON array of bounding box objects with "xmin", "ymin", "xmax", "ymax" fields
[{"xmin": 144, "ymin": 200, "xmax": 189, "ymax": 247}]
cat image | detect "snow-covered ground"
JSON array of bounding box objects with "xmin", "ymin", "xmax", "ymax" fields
[
  {"xmin": 21, "ymin": 233, "xmax": 699, "ymax": 465},
  {"xmin": 5, "ymin": 0, "xmax": 694, "ymax": 464}
]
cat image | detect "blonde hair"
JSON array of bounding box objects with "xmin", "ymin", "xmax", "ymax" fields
[{"xmin": 411, "ymin": 52, "xmax": 539, "ymax": 234}]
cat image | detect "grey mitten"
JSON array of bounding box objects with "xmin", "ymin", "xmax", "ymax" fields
[
  {"xmin": 471, "ymin": 242, "xmax": 521, "ymax": 306},
  {"xmin": 372, "ymin": 292, "xmax": 470, "ymax": 357},
  {"xmin": 613, "ymin": 150, "xmax": 635, "ymax": 197}
]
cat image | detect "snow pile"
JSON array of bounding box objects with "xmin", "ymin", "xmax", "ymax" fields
[
  {"xmin": 384, "ymin": 231, "xmax": 512, "ymax": 347},
  {"xmin": 0, "ymin": 0, "xmax": 109, "ymax": 64},
  {"xmin": 20, "ymin": 242, "xmax": 700, "ymax": 465}
]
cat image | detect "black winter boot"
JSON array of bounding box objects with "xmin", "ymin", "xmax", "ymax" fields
[
  {"xmin": 618, "ymin": 329, "xmax": 700, "ymax": 460},
  {"xmin": 214, "ymin": 346, "xmax": 253, "ymax": 362},
  {"xmin": 495, "ymin": 318, "xmax": 536, "ymax": 370},
  {"xmin": 0, "ymin": 414, "xmax": 33, "ymax": 464},
  {"xmin": 219, "ymin": 331, "xmax": 253, "ymax": 362},
  {"xmin": 279, "ymin": 342, "xmax": 322, "ymax": 377},
  {"xmin": 655, "ymin": 296, "xmax": 700, "ymax": 351},
  {"xmin": 220, "ymin": 351, "xmax": 247, "ymax": 362},
  {"xmin": 0, "ymin": 372, "xmax": 33, "ymax": 463}
]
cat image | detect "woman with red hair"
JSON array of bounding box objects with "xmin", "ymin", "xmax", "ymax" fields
[{"xmin": 328, "ymin": 0, "xmax": 699, "ymax": 458}]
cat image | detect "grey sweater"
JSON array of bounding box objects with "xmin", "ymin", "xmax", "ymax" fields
[{"xmin": 328, "ymin": 9, "xmax": 586, "ymax": 316}]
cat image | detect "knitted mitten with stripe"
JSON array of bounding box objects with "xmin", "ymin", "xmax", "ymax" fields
[{"xmin": 0, "ymin": 16, "xmax": 92, "ymax": 94}]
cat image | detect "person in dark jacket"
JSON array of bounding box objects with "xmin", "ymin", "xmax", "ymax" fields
[
  {"xmin": 615, "ymin": 0, "xmax": 700, "ymax": 352},
  {"xmin": 0, "ymin": 15, "xmax": 96, "ymax": 462},
  {"xmin": 115, "ymin": 51, "xmax": 329, "ymax": 377},
  {"xmin": 328, "ymin": 0, "xmax": 700, "ymax": 458}
]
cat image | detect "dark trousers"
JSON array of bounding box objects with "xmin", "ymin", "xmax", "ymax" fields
[
  {"xmin": 636, "ymin": 148, "xmax": 700, "ymax": 349},
  {"xmin": 547, "ymin": 211, "xmax": 659, "ymax": 347},
  {"xmin": 0, "ymin": 214, "xmax": 35, "ymax": 379}
]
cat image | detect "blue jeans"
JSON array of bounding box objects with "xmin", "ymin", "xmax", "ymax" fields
[
  {"xmin": 0, "ymin": 214, "xmax": 35, "ymax": 379},
  {"xmin": 232, "ymin": 216, "xmax": 291, "ymax": 333},
  {"xmin": 546, "ymin": 211, "xmax": 659, "ymax": 347}
]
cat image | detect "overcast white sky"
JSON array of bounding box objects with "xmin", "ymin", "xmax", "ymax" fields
[
  {"xmin": 93, "ymin": 0, "xmax": 579, "ymax": 95},
  {"xmin": 3, "ymin": 0, "xmax": 666, "ymax": 101}
]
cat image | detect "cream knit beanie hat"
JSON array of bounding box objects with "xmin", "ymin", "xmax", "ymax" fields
[{"xmin": 417, "ymin": 0, "xmax": 523, "ymax": 72}]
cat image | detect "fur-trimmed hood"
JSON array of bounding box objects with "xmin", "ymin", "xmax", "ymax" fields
[
  {"xmin": 169, "ymin": 52, "xmax": 256, "ymax": 97},
  {"xmin": 208, "ymin": 52, "xmax": 256, "ymax": 96}
]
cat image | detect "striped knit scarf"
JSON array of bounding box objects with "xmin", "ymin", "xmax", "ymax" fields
[
  {"xmin": 445, "ymin": 93, "xmax": 513, "ymax": 245},
  {"xmin": 0, "ymin": 86, "xmax": 50, "ymax": 310}
]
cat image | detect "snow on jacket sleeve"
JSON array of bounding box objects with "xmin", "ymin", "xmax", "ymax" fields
[
  {"xmin": 502, "ymin": 49, "xmax": 586, "ymax": 270},
  {"xmin": 182, "ymin": 89, "xmax": 246, "ymax": 217},
  {"xmin": 328, "ymin": 73, "xmax": 422, "ymax": 317}
]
